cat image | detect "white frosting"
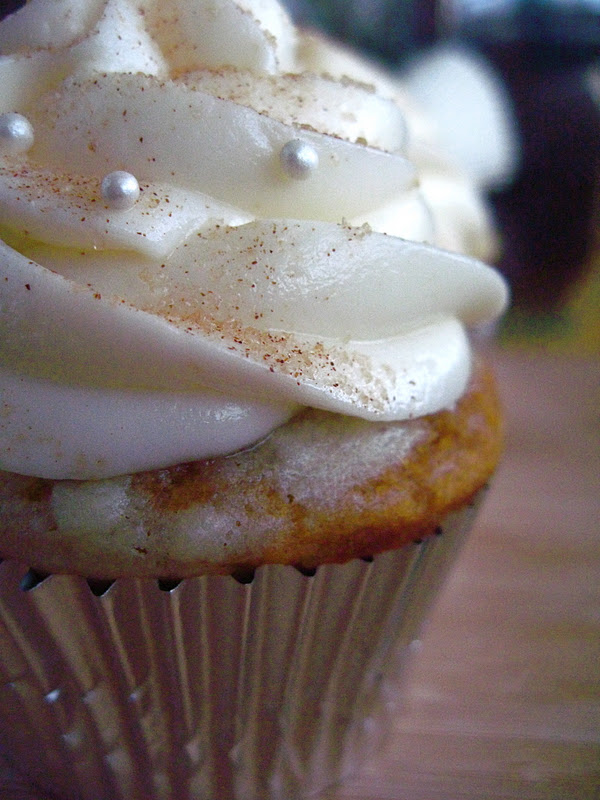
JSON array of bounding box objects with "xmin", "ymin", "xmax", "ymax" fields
[
  {"xmin": 0, "ymin": 0, "xmax": 508, "ymax": 480},
  {"xmin": 403, "ymin": 45, "xmax": 520, "ymax": 191}
]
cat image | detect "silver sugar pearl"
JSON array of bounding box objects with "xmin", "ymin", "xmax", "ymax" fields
[
  {"xmin": 279, "ymin": 139, "xmax": 319, "ymax": 180},
  {"xmin": 0, "ymin": 112, "xmax": 35, "ymax": 155},
  {"xmin": 101, "ymin": 170, "xmax": 140, "ymax": 210}
]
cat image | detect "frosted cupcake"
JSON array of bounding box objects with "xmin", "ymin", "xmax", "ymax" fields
[{"xmin": 0, "ymin": 1, "xmax": 507, "ymax": 798}]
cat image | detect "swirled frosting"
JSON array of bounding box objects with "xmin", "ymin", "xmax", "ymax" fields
[{"xmin": 0, "ymin": 0, "xmax": 508, "ymax": 480}]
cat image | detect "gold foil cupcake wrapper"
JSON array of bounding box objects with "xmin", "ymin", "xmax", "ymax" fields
[{"xmin": 0, "ymin": 497, "xmax": 483, "ymax": 800}]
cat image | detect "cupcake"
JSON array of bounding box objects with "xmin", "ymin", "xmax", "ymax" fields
[{"xmin": 0, "ymin": 1, "xmax": 508, "ymax": 798}]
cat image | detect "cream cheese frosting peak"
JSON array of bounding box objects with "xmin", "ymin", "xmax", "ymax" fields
[{"xmin": 0, "ymin": 0, "xmax": 508, "ymax": 479}]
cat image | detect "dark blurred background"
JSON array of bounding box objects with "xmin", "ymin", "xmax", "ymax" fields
[{"xmin": 0, "ymin": 1, "xmax": 22, "ymax": 20}]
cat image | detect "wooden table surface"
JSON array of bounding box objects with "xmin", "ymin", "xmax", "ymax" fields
[{"xmin": 330, "ymin": 349, "xmax": 600, "ymax": 800}]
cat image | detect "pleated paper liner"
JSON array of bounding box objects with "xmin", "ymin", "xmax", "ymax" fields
[{"xmin": 0, "ymin": 494, "xmax": 484, "ymax": 800}]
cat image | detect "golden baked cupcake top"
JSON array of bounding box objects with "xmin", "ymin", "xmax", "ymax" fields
[{"xmin": 0, "ymin": 359, "xmax": 501, "ymax": 578}]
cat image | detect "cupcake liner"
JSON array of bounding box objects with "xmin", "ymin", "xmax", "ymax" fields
[{"xmin": 0, "ymin": 494, "xmax": 484, "ymax": 800}]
